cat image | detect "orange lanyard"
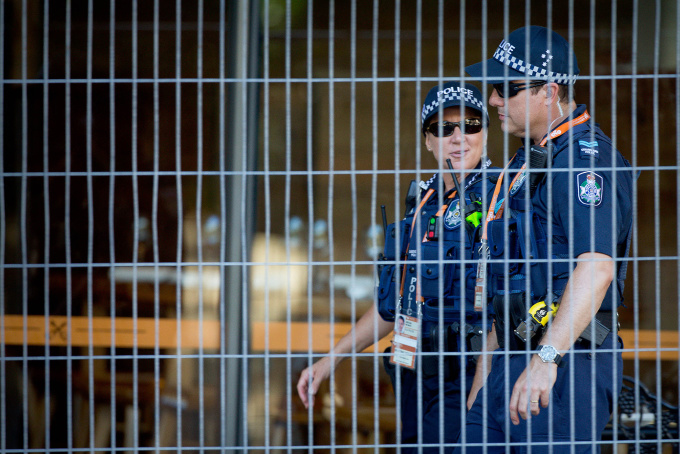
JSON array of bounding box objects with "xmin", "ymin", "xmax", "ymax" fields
[
  {"xmin": 397, "ymin": 187, "xmax": 459, "ymax": 300},
  {"xmin": 481, "ymin": 109, "xmax": 590, "ymax": 241},
  {"xmin": 539, "ymin": 110, "xmax": 590, "ymax": 147},
  {"xmin": 399, "ymin": 189, "xmax": 435, "ymax": 298}
]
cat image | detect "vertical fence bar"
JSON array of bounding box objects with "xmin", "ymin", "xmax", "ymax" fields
[
  {"xmin": 304, "ymin": 0, "xmax": 315, "ymax": 450},
  {"xmin": 42, "ymin": 0, "xmax": 52, "ymax": 450},
  {"xmin": 651, "ymin": 1, "xmax": 663, "ymax": 450},
  {"xmin": 630, "ymin": 1, "xmax": 642, "ymax": 448},
  {"xmin": 0, "ymin": 0, "xmax": 4, "ymax": 447},
  {"xmin": 677, "ymin": 3, "xmax": 680, "ymax": 450},
  {"xmin": 327, "ymin": 1, "xmax": 337, "ymax": 452},
  {"xmin": 195, "ymin": 0, "xmax": 206, "ymax": 449},
  {"xmin": 283, "ymin": 0, "xmax": 293, "ymax": 450},
  {"xmin": 152, "ymin": 0, "xmax": 161, "ymax": 450},
  {"xmin": 174, "ymin": 0, "xmax": 184, "ymax": 449},
  {"xmin": 0, "ymin": 0, "xmax": 5, "ymax": 448},
  {"xmin": 130, "ymin": 2, "xmax": 141, "ymax": 451},
  {"xmin": 610, "ymin": 1, "xmax": 620, "ymax": 450},
  {"xmin": 260, "ymin": 0, "xmax": 272, "ymax": 450},
  {"xmin": 370, "ymin": 2, "xmax": 381, "ymax": 451},
  {"xmin": 392, "ymin": 3, "xmax": 402, "ymax": 447},
  {"xmin": 108, "ymin": 0, "xmax": 118, "ymax": 451},
  {"xmin": 349, "ymin": 1, "xmax": 359, "ymax": 452},
  {"xmin": 218, "ymin": 0, "xmax": 228, "ymax": 450},
  {"xmin": 85, "ymin": 0, "xmax": 95, "ymax": 450},
  {"xmin": 64, "ymin": 0, "xmax": 74, "ymax": 450},
  {"xmin": 19, "ymin": 0, "xmax": 29, "ymax": 450}
]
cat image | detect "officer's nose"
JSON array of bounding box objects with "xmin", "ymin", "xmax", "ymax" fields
[
  {"xmin": 489, "ymin": 88, "xmax": 503, "ymax": 108},
  {"xmin": 449, "ymin": 125, "xmax": 464, "ymax": 142}
]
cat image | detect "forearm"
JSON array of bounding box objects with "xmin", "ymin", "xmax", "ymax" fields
[
  {"xmin": 327, "ymin": 302, "xmax": 394, "ymax": 366},
  {"xmin": 475, "ymin": 324, "xmax": 499, "ymax": 375},
  {"xmin": 467, "ymin": 323, "xmax": 499, "ymax": 408},
  {"xmin": 540, "ymin": 252, "xmax": 614, "ymax": 351}
]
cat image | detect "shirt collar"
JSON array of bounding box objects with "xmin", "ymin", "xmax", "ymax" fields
[
  {"xmin": 421, "ymin": 159, "xmax": 491, "ymax": 196},
  {"xmin": 543, "ymin": 103, "xmax": 588, "ymax": 147}
]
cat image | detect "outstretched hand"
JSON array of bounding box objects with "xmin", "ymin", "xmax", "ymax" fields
[{"xmin": 296, "ymin": 356, "xmax": 333, "ymax": 409}]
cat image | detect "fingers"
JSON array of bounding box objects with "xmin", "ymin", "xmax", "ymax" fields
[
  {"xmin": 466, "ymin": 394, "xmax": 476, "ymax": 411},
  {"xmin": 509, "ymin": 385, "xmax": 521, "ymax": 425},
  {"xmin": 466, "ymin": 390, "xmax": 478, "ymax": 411},
  {"xmin": 296, "ymin": 368, "xmax": 311, "ymax": 408},
  {"xmin": 540, "ymin": 388, "xmax": 551, "ymax": 408},
  {"xmin": 510, "ymin": 384, "xmax": 554, "ymax": 425},
  {"xmin": 511, "ymin": 389, "xmax": 541, "ymax": 424},
  {"xmin": 467, "ymin": 381, "xmax": 485, "ymax": 410}
]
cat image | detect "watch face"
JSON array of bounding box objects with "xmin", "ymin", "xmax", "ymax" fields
[{"xmin": 539, "ymin": 345, "xmax": 557, "ymax": 362}]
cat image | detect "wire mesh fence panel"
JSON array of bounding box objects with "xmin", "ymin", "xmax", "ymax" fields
[{"xmin": 1, "ymin": 1, "xmax": 679, "ymax": 453}]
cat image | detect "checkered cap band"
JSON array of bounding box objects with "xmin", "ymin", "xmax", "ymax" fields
[
  {"xmin": 421, "ymin": 89, "xmax": 486, "ymax": 124},
  {"xmin": 493, "ymin": 47, "xmax": 578, "ymax": 85}
]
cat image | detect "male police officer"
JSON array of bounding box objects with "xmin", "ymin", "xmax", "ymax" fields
[{"xmin": 457, "ymin": 26, "xmax": 634, "ymax": 453}]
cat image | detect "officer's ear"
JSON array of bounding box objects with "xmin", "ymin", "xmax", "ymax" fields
[
  {"xmin": 424, "ymin": 131, "xmax": 434, "ymax": 152},
  {"xmin": 544, "ymin": 82, "xmax": 560, "ymax": 106}
]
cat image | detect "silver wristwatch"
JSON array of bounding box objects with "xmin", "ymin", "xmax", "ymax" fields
[{"xmin": 537, "ymin": 345, "xmax": 564, "ymax": 367}]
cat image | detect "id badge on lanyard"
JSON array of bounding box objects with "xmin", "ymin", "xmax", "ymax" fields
[
  {"xmin": 474, "ymin": 238, "xmax": 489, "ymax": 311},
  {"xmin": 389, "ymin": 309, "xmax": 421, "ymax": 369},
  {"xmin": 390, "ymin": 264, "xmax": 422, "ymax": 369}
]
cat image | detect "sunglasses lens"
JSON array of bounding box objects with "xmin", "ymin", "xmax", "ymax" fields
[
  {"xmin": 428, "ymin": 120, "xmax": 483, "ymax": 136},
  {"xmin": 494, "ymin": 84, "xmax": 516, "ymax": 98},
  {"xmin": 429, "ymin": 122, "xmax": 455, "ymax": 137},
  {"xmin": 463, "ymin": 120, "xmax": 483, "ymax": 134}
]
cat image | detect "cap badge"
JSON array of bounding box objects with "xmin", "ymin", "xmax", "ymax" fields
[{"xmin": 541, "ymin": 50, "xmax": 553, "ymax": 67}]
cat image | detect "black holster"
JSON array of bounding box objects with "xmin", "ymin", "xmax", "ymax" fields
[{"xmin": 492, "ymin": 293, "xmax": 528, "ymax": 350}]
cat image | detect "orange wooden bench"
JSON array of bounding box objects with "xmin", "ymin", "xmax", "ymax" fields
[{"xmin": 3, "ymin": 315, "xmax": 677, "ymax": 360}]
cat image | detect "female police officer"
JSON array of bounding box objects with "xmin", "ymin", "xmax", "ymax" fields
[{"xmin": 297, "ymin": 82, "xmax": 496, "ymax": 452}]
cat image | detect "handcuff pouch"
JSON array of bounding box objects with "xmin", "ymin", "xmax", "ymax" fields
[
  {"xmin": 376, "ymin": 220, "xmax": 410, "ymax": 322},
  {"xmin": 492, "ymin": 292, "xmax": 527, "ymax": 351},
  {"xmin": 377, "ymin": 264, "xmax": 399, "ymax": 321}
]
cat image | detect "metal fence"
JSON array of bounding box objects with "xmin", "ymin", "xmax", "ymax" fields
[{"xmin": 1, "ymin": 0, "xmax": 679, "ymax": 453}]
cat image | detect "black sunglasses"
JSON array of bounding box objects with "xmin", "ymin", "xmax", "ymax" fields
[
  {"xmin": 492, "ymin": 81, "xmax": 547, "ymax": 98},
  {"xmin": 424, "ymin": 118, "xmax": 484, "ymax": 137}
]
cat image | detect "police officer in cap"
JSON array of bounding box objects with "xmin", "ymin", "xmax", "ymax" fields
[
  {"xmin": 458, "ymin": 26, "xmax": 634, "ymax": 453},
  {"xmin": 297, "ymin": 82, "xmax": 498, "ymax": 452}
]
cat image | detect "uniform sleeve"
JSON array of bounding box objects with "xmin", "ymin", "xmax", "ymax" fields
[{"xmin": 552, "ymin": 140, "xmax": 619, "ymax": 259}]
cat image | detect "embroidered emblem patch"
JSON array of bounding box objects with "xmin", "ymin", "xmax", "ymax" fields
[
  {"xmin": 444, "ymin": 202, "xmax": 462, "ymax": 229},
  {"xmin": 509, "ymin": 170, "xmax": 527, "ymax": 196},
  {"xmin": 579, "ymin": 140, "xmax": 600, "ymax": 158},
  {"xmin": 576, "ymin": 171, "xmax": 603, "ymax": 206}
]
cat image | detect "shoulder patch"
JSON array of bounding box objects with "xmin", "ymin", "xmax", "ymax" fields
[
  {"xmin": 576, "ymin": 171, "xmax": 603, "ymax": 206},
  {"xmin": 578, "ymin": 140, "xmax": 600, "ymax": 159}
]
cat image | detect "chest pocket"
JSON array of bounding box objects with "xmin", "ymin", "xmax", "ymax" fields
[
  {"xmin": 488, "ymin": 217, "xmax": 520, "ymax": 278},
  {"xmin": 487, "ymin": 211, "xmax": 552, "ymax": 299},
  {"xmin": 418, "ymin": 238, "xmax": 471, "ymax": 302}
]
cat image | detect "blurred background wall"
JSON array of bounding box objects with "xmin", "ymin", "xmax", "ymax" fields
[{"xmin": 2, "ymin": 0, "xmax": 678, "ymax": 452}]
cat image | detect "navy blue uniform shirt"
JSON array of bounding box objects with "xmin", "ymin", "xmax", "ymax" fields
[
  {"xmin": 503, "ymin": 104, "xmax": 634, "ymax": 310},
  {"xmin": 414, "ymin": 162, "xmax": 498, "ymax": 324}
]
